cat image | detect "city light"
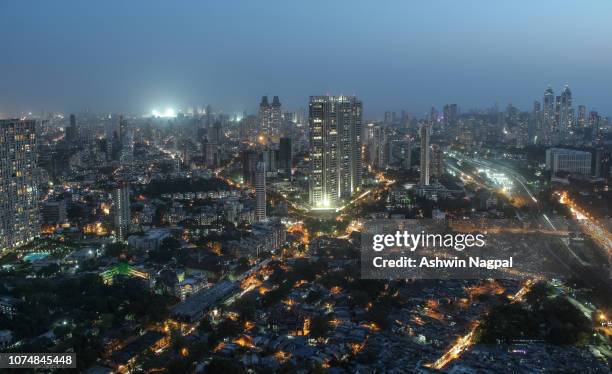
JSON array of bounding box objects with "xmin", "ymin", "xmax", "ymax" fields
[{"xmin": 151, "ymin": 108, "xmax": 177, "ymax": 118}]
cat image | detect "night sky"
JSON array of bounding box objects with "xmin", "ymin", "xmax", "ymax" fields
[{"xmin": 1, "ymin": 0, "xmax": 611, "ymax": 118}]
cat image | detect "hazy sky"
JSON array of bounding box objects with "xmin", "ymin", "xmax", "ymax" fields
[{"xmin": 1, "ymin": 0, "xmax": 611, "ymax": 118}]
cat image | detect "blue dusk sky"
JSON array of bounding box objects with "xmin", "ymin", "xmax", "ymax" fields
[{"xmin": 1, "ymin": 0, "xmax": 611, "ymax": 118}]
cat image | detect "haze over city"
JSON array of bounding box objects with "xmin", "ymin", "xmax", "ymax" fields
[{"xmin": 1, "ymin": 0, "xmax": 612, "ymax": 117}]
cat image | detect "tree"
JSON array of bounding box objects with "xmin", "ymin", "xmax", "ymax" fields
[
  {"xmin": 206, "ymin": 357, "xmax": 245, "ymax": 374},
  {"xmin": 309, "ymin": 314, "xmax": 332, "ymax": 338},
  {"xmin": 478, "ymin": 303, "xmax": 538, "ymax": 344},
  {"xmin": 525, "ymin": 281, "xmax": 553, "ymax": 310},
  {"xmin": 542, "ymin": 296, "xmax": 591, "ymax": 345},
  {"xmin": 105, "ymin": 242, "xmax": 127, "ymax": 257}
]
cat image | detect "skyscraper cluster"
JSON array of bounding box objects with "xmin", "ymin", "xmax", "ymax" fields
[
  {"xmin": 308, "ymin": 95, "xmax": 363, "ymax": 209},
  {"xmin": 537, "ymin": 84, "xmax": 603, "ymax": 146},
  {"xmin": 0, "ymin": 119, "xmax": 40, "ymax": 251}
]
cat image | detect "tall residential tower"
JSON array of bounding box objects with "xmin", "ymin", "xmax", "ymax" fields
[
  {"xmin": 114, "ymin": 182, "xmax": 130, "ymax": 241},
  {"xmin": 0, "ymin": 119, "xmax": 40, "ymax": 252},
  {"xmin": 255, "ymin": 161, "xmax": 267, "ymax": 222},
  {"xmin": 308, "ymin": 95, "xmax": 362, "ymax": 209},
  {"xmin": 419, "ymin": 124, "xmax": 430, "ymax": 185}
]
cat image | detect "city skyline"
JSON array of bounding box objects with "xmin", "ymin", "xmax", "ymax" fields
[{"xmin": 1, "ymin": 1, "xmax": 612, "ymax": 117}]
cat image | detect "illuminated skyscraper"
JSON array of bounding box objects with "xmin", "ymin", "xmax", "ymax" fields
[
  {"xmin": 0, "ymin": 119, "xmax": 40, "ymax": 252},
  {"xmin": 271, "ymin": 96, "xmax": 282, "ymax": 138},
  {"xmin": 259, "ymin": 96, "xmax": 272, "ymax": 135},
  {"xmin": 577, "ymin": 105, "xmax": 587, "ymax": 128},
  {"xmin": 255, "ymin": 161, "xmax": 266, "ymax": 222},
  {"xmin": 114, "ymin": 182, "xmax": 130, "ymax": 241},
  {"xmin": 543, "ymin": 86, "xmax": 555, "ymax": 144},
  {"xmin": 308, "ymin": 95, "xmax": 362, "ymax": 209},
  {"xmin": 258, "ymin": 96, "xmax": 282, "ymax": 139},
  {"xmin": 559, "ymin": 85, "xmax": 573, "ymax": 132},
  {"xmin": 419, "ymin": 124, "xmax": 430, "ymax": 185}
]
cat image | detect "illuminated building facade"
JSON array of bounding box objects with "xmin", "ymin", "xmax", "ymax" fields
[
  {"xmin": 255, "ymin": 161, "xmax": 266, "ymax": 222},
  {"xmin": 259, "ymin": 95, "xmax": 282, "ymax": 138},
  {"xmin": 419, "ymin": 124, "xmax": 430, "ymax": 185},
  {"xmin": 308, "ymin": 95, "xmax": 362, "ymax": 209},
  {"xmin": 113, "ymin": 182, "xmax": 131, "ymax": 241},
  {"xmin": 0, "ymin": 119, "xmax": 40, "ymax": 252}
]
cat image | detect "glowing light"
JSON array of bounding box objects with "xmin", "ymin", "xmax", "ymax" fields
[{"xmin": 151, "ymin": 108, "xmax": 177, "ymax": 118}]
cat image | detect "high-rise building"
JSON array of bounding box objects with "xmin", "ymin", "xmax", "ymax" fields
[
  {"xmin": 577, "ymin": 105, "xmax": 587, "ymax": 128},
  {"xmin": 554, "ymin": 95, "xmax": 562, "ymax": 132},
  {"xmin": 543, "ymin": 86, "xmax": 555, "ymax": 144},
  {"xmin": 270, "ymin": 96, "xmax": 282, "ymax": 138},
  {"xmin": 278, "ymin": 137, "xmax": 292, "ymax": 177},
  {"xmin": 259, "ymin": 96, "xmax": 270, "ymax": 134},
  {"xmin": 419, "ymin": 124, "xmax": 430, "ymax": 185},
  {"xmin": 430, "ymin": 144, "xmax": 443, "ymax": 180},
  {"xmin": 208, "ymin": 121, "xmax": 223, "ymax": 145},
  {"xmin": 261, "ymin": 149, "xmax": 278, "ymax": 173},
  {"xmin": 255, "ymin": 161, "xmax": 266, "ymax": 222},
  {"xmin": 205, "ymin": 105, "xmax": 214, "ymax": 127},
  {"xmin": 241, "ymin": 149, "xmax": 260, "ymax": 186},
  {"xmin": 66, "ymin": 114, "xmax": 78, "ymax": 144},
  {"xmin": 368, "ymin": 124, "xmax": 388, "ymax": 169},
  {"xmin": 308, "ymin": 95, "xmax": 362, "ymax": 209},
  {"xmin": 114, "ymin": 182, "xmax": 131, "ymax": 241},
  {"xmin": 559, "ymin": 85, "xmax": 573, "ymax": 133},
  {"xmin": 402, "ymin": 139, "xmax": 412, "ymax": 169},
  {"xmin": 443, "ymin": 104, "xmax": 458, "ymax": 139},
  {"xmin": 531, "ymin": 101, "xmax": 542, "ymax": 144},
  {"xmin": 0, "ymin": 119, "xmax": 40, "ymax": 252},
  {"xmin": 259, "ymin": 95, "xmax": 282, "ymax": 138},
  {"xmin": 589, "ymin": 111, "xmax": 602, "ymax": 142}
]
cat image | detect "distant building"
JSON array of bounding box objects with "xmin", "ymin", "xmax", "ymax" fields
[
  {"xmin": 41, "ymin": 199, "xmax": 67, "ymax": 224},
  {"xmin": 259, "ymin": 96, "xmax": 270, "ymax": 135},
  {"xmin": 0, "ymin": 119, "xmax": 40, "ymax": 252},
  {"xmin": 545, "ymin": 148, "xmax": 591, "ymax": 175},
  {"xmin": 594, "ymin": 148, "xmax": 611, "ymax": 180},
  {"xmin": 419, "ymin": 124, "xmax": 430, "ymax": 185},
  {"xmin": 279, "ymin": 137, "xmax": 292, "ymax": 177},
  {"xmin": 241, "ymin": 149, "xmax": 259, "ymax": 186},
  {"xmin": 255, "ymin": 161, "xmax": 266, "ymax": 222},
  {"xmin": 127, "ymin": 229, "xmax": 170, "ymax": 252},
  {"xmin": 66, "ymin": 114, "xmax": 78, "ymax": 144},
  {"xmin": 259, "ymin": 95, "xmax": 282, "ymax": 138},
  {"xmin": 368, "ymin": 124, "xmax": 388, "ymax": 169},
  {"xmin": 543, "ymin": 86, "xmax": 555, "ymax": 145},
  {"xmin": 430, "ymin": 144, "xmax": 443, "ymax": 180},
  {"xmin": 114, "ymin": 182, "xmax": 131, "ymax": 241},
  {"xmin": 271, "ymin": 96, "xmax": 282, "ymax": 138}
]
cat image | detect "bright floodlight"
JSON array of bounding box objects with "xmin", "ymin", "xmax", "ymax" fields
[{"xmin": 151, "ymin": 108, "xmax": 177, "ymax": 118}]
